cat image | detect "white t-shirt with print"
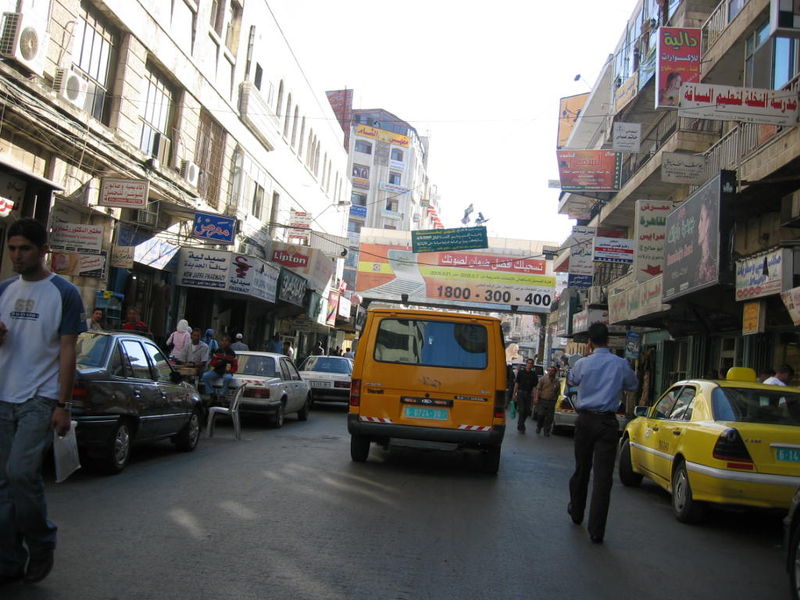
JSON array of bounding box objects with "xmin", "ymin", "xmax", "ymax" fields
[{"xmin": 0, "ymin": 273, "xmax": 86, "ymax": 403}]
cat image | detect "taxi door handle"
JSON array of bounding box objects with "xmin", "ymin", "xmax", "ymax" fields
[
  {"xmin": 672, "ymin": 429, "xmax": 682, "ymax": 436},
  {"xmin": 651, "ymin": 426, "xmax": 659, "ymax": 432}
]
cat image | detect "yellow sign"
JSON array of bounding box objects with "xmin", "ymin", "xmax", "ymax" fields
[
  {"xmin": 557, "ymin": 93, "xmax": 589, "ymax": 149},
  {"xmin": 355, "ymin": 124, "xmax": 410, "ymax": 147},
  {"xmin": 742, "ymin": 301, "xmax": 765, "ymax": 335},
  {"xmin": 614, "ymin": 73, "xmax": 639, "ymax": 114}
]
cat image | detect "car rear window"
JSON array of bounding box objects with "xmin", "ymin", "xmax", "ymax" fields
[
  {"xmin": 712, "ymin": 386, "xmax": 800, "ymax": 425},
  {"xmin": 301, "ymin": 357, "xmax": 351, "ymax": 374},
  {"xmin": 374, "ymin": 318, "xmax": 487, "ymax": 369},
  {"xmin": 238, "ymin": 355, "xmax": 276, "ymax": 377},
  {"xmin": 76, "ymin": 333, "xmax": 111, "ymax": 368}
]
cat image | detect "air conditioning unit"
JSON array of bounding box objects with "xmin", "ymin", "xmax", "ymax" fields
[
  {"xmin": 588, "ymin": 285, "xmax": 608, "ymax": 306},
  {"xmin": 136, "ymin": 209, "xmax": 157, "ymax": 226},
  {"xmin": 153, "ymin": 133, "xmax": 172, "ymax": 170},
  {"xmin": 53, "ymin": 67, "xmax": 88, "ymax": 109},
  {"xmin": 0, "ymin": 11, "xmax": 48, "ymax": 76},
  {"xmin": 181, "ymin": 160, "xmax": 200, "ymax": 188}
]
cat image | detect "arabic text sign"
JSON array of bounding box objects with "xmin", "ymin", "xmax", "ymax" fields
[
  {"xmin": 411, "ymin": 226, "xmax": 488, "ymax": 253},
  {"xmin": 678, "ymin": 83, "xmax": 800, "ymax": 126},
  {"xmin": 568, "ymin": 226, "xmax": 595, "ymax": 285},
  {"xmin": 178, "ymin": 249, "xmax": 231, "ymax": 289},
  {"xmin": 633, "ymin": 200, "xmax": 671, "ymax": 281},
  {"xmin": 228, "ymin": 254, "xmax": 279, "ymax": 303},
  {"xmin": 742, "ymin": 300, "xmax": 766, "ymax": 335},
  {"xmin": 49, "ymin": 223, "xmax": 104, "ymax": 254},
  {"xmin": 661, "ymin": 152, "xmax": 706, "ymax": 184},
  {"xmin": 355, "ymin": 124, "xmax": 409, "ymax": 147},
  {"xmin": 612, "ymin": 122, "xmax": 641, "ymax": 153},
  {"xmin": 781, "ymin": 287, "xmax": 800, "ymax": 326},
  {"xmin": 556, "ymin": 150, "xmax": 621, "ymax": 192},
  {"xmin": 735, "ymin": 248, "xmax": 790, "ymax": 301},
  {"xmin": 656, "ymin": 27, "xmax": 702, "ymax": 109},
  {"xmin": 192, "ymin": 212, "xmax": 236, "ymax": 244},
  {"xmin": 51, "ymin": 251, "xmax": 106, "ymax": 278},
  {"xmin": 110, "ymin": 245, "xmax": 134, "ymax": 269},
  {"xmin": 271, "ymin": 241, "xmax": 334, "ymax": 292},
  {"xmin": 592, "ymin": 236, "xmax": 636, "ymax": 264},
  {"xmin": 99, "ymin": 178, "xmax": 149, "ymax": 209},
  {"xmin": 349, "ymin": 205, "xmax": 367, "ymax": 219}
]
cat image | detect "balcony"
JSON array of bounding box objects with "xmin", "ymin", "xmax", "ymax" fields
[
  {"xmin": 702, "ymin": 0, "xmax": 769, "ymax": 83},
  {"xmin": 239, "ymin": 82, "xmax": 281, "ymax": 152}
]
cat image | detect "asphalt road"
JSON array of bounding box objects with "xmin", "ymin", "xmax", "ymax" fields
[{"xmin": 4, "ymin": 405, "xmax": 788, "ymax": 600}]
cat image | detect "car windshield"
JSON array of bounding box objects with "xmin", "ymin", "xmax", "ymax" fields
[
  {"xmin": 713, "ymin": 386, "xmax": 800, "ymax": 425},
  {"xmin": 237, "ymin": 355, "xmax": 277, "ymax": 377},
  {"xmin": 76, "ymin": 333, "xmax": 112, "ymax": 369},
  {"xmin": 301, "ymin": 356, "xmax": 351, "ymax": 374},
  {"xmin": 374, "ymin": 318, "xmax": 487, "ymax": 369}
]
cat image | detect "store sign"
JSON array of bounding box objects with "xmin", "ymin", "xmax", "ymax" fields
[
  {"xmin": 379, "ymin": 182, "xmax": 411, "ymax": 194},
  {"xmin": 633, "ymin": 200, "xmax": 671, "ymax": 280},
  {"xmin": 278, "ymin": 268, "xmax": 307, "ymax": 306},
  {"xmin": 0, "ymin": 172, "xmax": 25, "ymax": 217},
  {"xmin": 568, "ymin": 225, "xmax": 594, "ymax": 288},
  {"xmin": 110, "ymin": 245, "xmax": 134, "ymax": 269},
  {"xmin": 614, "ymin": 75, "xmax": 639, "ymax": 114},
  {"xmin": 735, "ymin": 248, "xmax": 790, "ymax": 301},
  {"xmin": 355, "ymin": 124, "xmax": 410, "ymax": 147},
  {"xmin": 556, "ymin": 150, "xmax": 622, "ymax": 192},
  {"xmin": 663, "ymin": 171, "xmax": 735, "ymax": 302},
  {"xmin": 661, "ymin": 152, "xmax": 706, "ymax": 185},
  {"xmin": 679, "ymin": 82, "xmax": 800, "ymax": 126},
  {"xmin": 270, "ymin": 241, "xmax": 334, "ymax": 293},
  {"xmin": 350, "ymin": 204, "xmax": 367, "ymax": 219},
  {"xmin": 178, "ymin": 249, "xmax": 231, "ymax": 290},
  {"xmin": 656, "ymin": 28, "xmax": 702, "ymax": 109},
  {"xmin": 288, "ymin": 209, "xmax": 312, "ymax": 244},
  {"xmin": 742, "ymin": 301, "xmax": 766, "ymax": 335},
  {"xmin": 608, "ymin": 275, "xmax": 670, "ymax": 323},
  {"xmin": 592, "ymin": 236, "xmax": 636, "ymax": 263},
  {"xmin": 411, "ymin": 226, "xmax": 488, "ymax": 253},
  {"xmin": 176, "ymin": 249, "xmax": 278, "ymax": 303},
  {"xmin": 781, "ymin": 286, "xmax": 800, "ymax": 325},
  {"xmin": 99, "ymin": 178, "xmax": 149, "ymax": 209},
  {"xmin": 338, "ymin": 294, "xmax": 352, "ymax": 319},
  {"xmin": 192, "ymin": 212, "xmax": 236, "ymax": 244},
  {"xmin": 51, "ymin": 251, "xmax": 106, "ymax": 278},
  {"xmin": 572, "ymin": 308, "xmax": 610, "ymax": 334},
  {"xmin": 227, "ymin": 254, "xmax": 279, "ymax": 303},
  {"xmin": 612, "ymin": 122, "xmax": 641, "ymax": 153},
  {"xmin": 49, "ymin": 223, "xmax": 104, "ymax": 254}
]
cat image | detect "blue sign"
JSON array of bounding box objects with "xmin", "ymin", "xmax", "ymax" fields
[
  {"xmin": 625, "ymin": 330, "xmax": 642, "ymax": 361},
  {"xmin": 192, "ymin": 212, "xmax": 236, "ymax": 244},
  {"xmin": 350, "ymin": 204, "xmax": 367, "ymax": 219},
  {"xmin": 568, "ymin": 274, "xmax": 593, "ymax": 288}
]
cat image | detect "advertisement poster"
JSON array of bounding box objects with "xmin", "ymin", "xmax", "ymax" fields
[
  {"xmin": 352, "ymin": 164, "xmax": 370, "ymax": 189},
  {"xmin": 592, "ymin": 236, "xmax": 636, "ymax": 263},
  {"xmin": 663, "ymin": 171, "xmax": 735, "ymax": 302},
  {"xmin": 556, "ymin": 150, "xmax": 621, "ymax": 192},
  {"xmin": 656, "ymin": 28, "xmax": 702, "ymax": 109},
  {"xmin": 354, "ymin": 124, "xmax": 409, "ymax": 147},
  {"xmin": 411, "ymin": 226, "xmax": 488, "ymax": 253},
  {"xmin": 625, "ymin": 330, "xmax": 642, "ymax": 360},
  {"xmin": 326, "ymin": 291, "xmax": 340, "ymax": 326},
  {"xmin": 356, "ymin": 243, "xmax": 554, "ymax": 312},
  {"xmin": 49, "ymin": 223, "xmax": 104, "ymax": 254},
  {"xmin": 557, "ymin": 93, "xmax": 590, "ymax": 148},
  {"xmin": 612, "ymin": 122, "xmax": 642, "ymax": 153},
  {"xmin": 735, "ymin": 248, "xmax": 791, "ymax": 301},
  {"xmin": 51, "ymin": 251, "xmax": 106, "ymax": 278},
  {"xmin": 678, "ymin": 82, "xmax": 800, "ymax": 126},
  {"xmin": 568, "ymin": 225, "xmax": 595, "ymax": 288},
  {"xmin": 633, "ymin": 200, "xmax": 672, "ymax": 281}
]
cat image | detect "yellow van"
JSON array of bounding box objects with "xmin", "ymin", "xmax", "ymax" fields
[{"xmin": 347, "ymin": 308, "xmax": 507, "ymax": 473}]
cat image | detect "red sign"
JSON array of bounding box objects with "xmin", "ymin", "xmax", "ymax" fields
[
  {"xmin": 556, "ymin": 150, "xmax": 621, "ymax": 192},
  {"xmin": 656, "ymin": 28, "xmax": 702, "ymax": 109},
  {"xmin": 272, "ymin": 250, "xmax": 309, "ymax": 268}
]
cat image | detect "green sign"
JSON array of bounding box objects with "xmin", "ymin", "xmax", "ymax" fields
[{"xmin": 411, "ymin": 226, "xmax": 488, "ymax": 253}]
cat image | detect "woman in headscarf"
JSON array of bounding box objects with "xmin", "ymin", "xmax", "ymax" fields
[
  {"xmin": 166, "ymin": 319, "xmax": 191, "ymax": 358},
  {"xmin": 203, "ymin": 328, "xmax": 220, "ymax": 356}
]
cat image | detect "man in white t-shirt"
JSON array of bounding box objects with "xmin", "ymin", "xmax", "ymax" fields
[
  {"xmin": 0, "ymin": 218, "xmax": 86, "ymax": 585},
  {"xmin": 763, "ymin": 364, "xmax": 794, "ymax": 387}
]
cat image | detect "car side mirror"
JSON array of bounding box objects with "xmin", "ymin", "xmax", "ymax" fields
[
  {"xmin": 170, "ymin": 371, "xmax": 183, "ymax": 384},
  {"xmin": 633, "ymin": 406, "xmax": 648, "ymax": 418}
]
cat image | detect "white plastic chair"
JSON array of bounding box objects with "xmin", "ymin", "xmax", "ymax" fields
[{"xmin": 206, "ymin": 385, "xmax": 244, "ymax": 440}]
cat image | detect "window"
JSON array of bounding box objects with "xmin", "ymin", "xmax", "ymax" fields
[
  {"xmin": 388, "ymin": 172, "xmax": 402, "ymax": 185},
  {"xmin": 347, "ymin": 220, "xmax": 362, "ymax": 233},
  {"xmin": 385, "ymin": 198, "xmax": 399, "ymax": 212},
  {"xmin": 354, "ymin": 140, "xmax": 372, "ymax": 154},
  {"xmin": 352, "ymin": 164, "xmax": 369, "ymax": 179},
  {"xmin": 653, "ymin": 387, "xmax": 681, "ymax": 418},
  {"xmin": 254, "ymin": 64, "xmax": 263, "ymax": 89},
  {"xmin": 143, "ymin": 342, "xmax": 173, "ymax": 383},
  {"xmin": 195, "ymin": 109, "xmax": 226, "ymax": 208},
  {"xmin": 390, "ymin": 148, "xmax": 403, "ymax": 161},
  {"xmin": 300, "ymin": 356, "xmax": 351, "ymax": 374},
  {"xmin": 774, "ymin": 37, "xmax": 799, "ymax": 89},
  {"xmin": 283, "ymin": 93, "xmax": 292, "ymax": 137},
  {"xmin": 224, "ymin": 0, "xmax": 242, "ymax": 52},
  {"xmin": 209, "ymin": 0, "xmax": 225, "ymax": 35},
  {"xmin": 73, "ymin": 3, "xmax": 118, "ymax": 123},
  {"xmin": 251, "ymin": 183, "xmax": 264, "ymax": 219},
  {"xmin": 713, "ymin": 387, "xmax": 800, "ymax": 425},
  {"xmin": 276, "ymin": 80, "xmax": 284, "ymax": 117},
  {"xmin": 139, "ymin": 65, "xmax": 176, "ymax": 159},
  {"xmin": 238, "ymin": 355, "xmax": 276, "ymax": 377},
  {"xmin": 727, "ymin": 0, "xmax": 746, "ymax": 22},
  {"xmin": 291, "ymin": 106, "xmax": 300, "ymax": 148},
  {"xmin": 351, "ymin": 192, "xmax": 367, "ymax": 206},
  {"xmin": 75, "ymin": 333, "xmax": 112, "ymax": 369},
  {"xmin": 744, "ymin": 21, "xmax": 772, "ymax": 88},
  {"xmin": 121, "ymin": 340, "xmax": 153, "ymax": 380},
  {"xmin": 109, "ymin": 344, "xmax": 127, "ymax": 377},
  {"xmin": 374, "ymin": 319, "xmax": 488, "ymax": 369},
  {"xmin": 668, "ymin": 387, "xmax": 696, "ymax": 420}
]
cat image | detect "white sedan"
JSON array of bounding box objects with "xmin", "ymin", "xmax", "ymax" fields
[
  {"xmin": 220, "ymin": 352, "xmax": 311, "ymax": 427},
  {"xmin": 298, "ymin": 356, "xmax": 353, "ymax": 405}
]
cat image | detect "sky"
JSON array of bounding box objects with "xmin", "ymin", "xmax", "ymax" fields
[{"xmin": 270, "ymin": 0, "xmax": 637, "ymax": 246}]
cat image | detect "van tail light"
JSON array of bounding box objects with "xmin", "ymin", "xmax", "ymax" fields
[
  {"xmin": 350, "ymin": 379, "xmax": 361, "ymax": 407},
  {"xmin": 244, "ymin": 386, "xmax": 270, "ymax": 399},
  {"xmin": 71, "ymin": 380, "xmax": 88, "ymax": 407},
  {"xmin": 494, "ymin": 390, "xmax": 505, "ymax": 419},
  {"xmin": 713, "ymin": 428, "xmax": 754, "ymax": 470},
  {"xmin": 334, "ymin": 381, "xmax": 350, "ymax": 389}
]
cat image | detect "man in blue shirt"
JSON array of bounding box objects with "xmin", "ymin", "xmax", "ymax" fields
[{"xmin": 566, "ymin": 322, "xmax": 638, "ymax": 544}]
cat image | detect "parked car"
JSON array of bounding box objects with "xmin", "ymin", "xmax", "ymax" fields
[
  {"xmin": 552, "ymin": 377, "xmax": 627, "ymax": 434},
  {"xmin": 618, "ymin": 367, "xmax": 800, "ymax": 523},
  {"xmin": 72, "ymin": 331, "xmax": 202, "ymax": 474},
  {"xmin": 207, "ymin": 352, "xmax": 311, "ymax": 428},
  {"xmin": 298, "ymin": 355, "xmax": 353, "ymax": 405},
  {"xmin": 786, "ymin": 486, "xmax": 800, "ymax": 600}
]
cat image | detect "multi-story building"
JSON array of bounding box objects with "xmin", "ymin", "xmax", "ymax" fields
[
  {"xmin": 326, "ymin": 93, "xmax": 441, "ymax": 291},
  {"xmin": 554, "ymin": 0, "xmax": 800, "ymax": 400},
  {"xmin": 0, "ymin": 0, "xmax": 349, "ymax": 352}
]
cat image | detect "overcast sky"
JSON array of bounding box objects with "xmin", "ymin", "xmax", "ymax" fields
[{"xmin": 270, "ymin": 0, "xmax": 637, "ymax": 245}]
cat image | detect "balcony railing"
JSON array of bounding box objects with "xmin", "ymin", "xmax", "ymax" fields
[{"xmin": 703, "ymin": 0, "xmax": 751, "ymax": 51}]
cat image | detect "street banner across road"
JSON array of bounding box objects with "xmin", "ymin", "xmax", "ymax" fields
[{"xmin": 411, "ymin": 226, "xmax": 488, "ymax": 253}]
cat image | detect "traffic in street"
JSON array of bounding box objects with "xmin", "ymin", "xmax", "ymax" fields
[{"xmin": 6, "ymin": 405, "xmax": 786, "ymax": 600}]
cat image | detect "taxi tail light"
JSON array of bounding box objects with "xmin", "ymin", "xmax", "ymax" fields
[
  {"xmin": 712, "ymin": 428, "xmax": 754, "ymax": 467},
  {"xmin": 494, "ymin": 390, "xmax": 505, "ymax": 419},
  {"xmin": 244, "ymin": 387, "xmax": 270, "ymax": 399},
  {"xmin": 350, "ymin": 379, "xmax": 361, "ymax": 407},
  {"xmin": 334, "ymin": 381, "xmax": 350, "ymax": 389},
  {"xmin": 71, "ymin": 380, "xmax": 88, "ymax": 407}
]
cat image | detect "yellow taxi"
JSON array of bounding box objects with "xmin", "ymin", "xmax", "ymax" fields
[
  {"xmin": 619, "ymin": 367, "xmax": 800, "ymax": 523},
  {"xmin": 552, "ymin": 377, "xmax": 627, "ymax": 434}
]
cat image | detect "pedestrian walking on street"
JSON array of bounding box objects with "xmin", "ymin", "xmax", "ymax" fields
[
  {"xmin": 534, "ymin": 365, "xmax": 560, "ymax": 436},
  {"xmin": 0, "ymin": 218, "xmax": 86, "ymax": 585},
  {"xmin": 567, "ymin": 322, "xmax": 638, "ymax": 544},
  {"xmin": 230, "ymin": 333, "xmax": 249, "ymax": 352},
  {"xmin": 512, "ymin": 359, "xmax": 538, "ymax": 433}
]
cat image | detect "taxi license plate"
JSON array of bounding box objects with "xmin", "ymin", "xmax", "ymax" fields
[
  {"xmin": 776, "ymin": 447, "xmax": 800, "ymax": 463},
  {"xmin": 311, "ymin": 381, "xmax": 333, "ymax": 388},
  {"xmin": 403, "ymin": 406, "xmax": 448, "ymax": 421}
]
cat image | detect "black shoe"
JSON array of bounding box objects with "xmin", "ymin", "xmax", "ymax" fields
[
  {"xmin": 567, "ymin": 503, "xmax": 582, "ymax": 525},
  {"xmin": 24, "ymin": 552, "xmax": 54, "ymax": 584},
  {"xmin": 590, "ymin": 534, "xmax": 604, "ymax": 544}
]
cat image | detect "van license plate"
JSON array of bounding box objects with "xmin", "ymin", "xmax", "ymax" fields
[
  {"xmin": 311, "ymin": 381, "xmax": 332, "ymax": 388},
  {"xmin": 403, "ymin": 406, "xmax": 448, "ymax": 421},
  {"xmin": 776, "ymin": 447, "xmax": 800, "ymax": 463}
]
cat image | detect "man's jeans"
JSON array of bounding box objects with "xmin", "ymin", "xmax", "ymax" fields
[
  {"xmin": 0, "ymin": 397, "xmax": 57, "ymax": 575},
  {"xmin": 202, "ymin": 370, "xmax": 233, "ymax": 398}
]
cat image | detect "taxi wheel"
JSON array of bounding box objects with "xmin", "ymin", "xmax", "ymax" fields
[
  {"xmin": 350, "ymin": 435, "xmax": 370, "ymax": 462},
  {"xmin": 671, "ymin": 461, "xmax": 705, "ymax": 523},
  {"xmin": 618, "ymin": 439, "xmax": 642, "ymax": 487}
]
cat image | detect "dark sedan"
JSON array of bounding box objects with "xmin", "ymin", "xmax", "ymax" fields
[{"xmin": 72, "ymin": 331, "xmax": 202, "ymax": 474}]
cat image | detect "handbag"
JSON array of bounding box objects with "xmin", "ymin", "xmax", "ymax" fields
[{"xmin": 53, "ymin": 420, "xmax": 80, "ymax": 483}]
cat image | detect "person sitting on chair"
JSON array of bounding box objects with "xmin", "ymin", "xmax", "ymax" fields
[{"xmin": 202, "ymin": 335, "xmax": 238, "ymax": 399}]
